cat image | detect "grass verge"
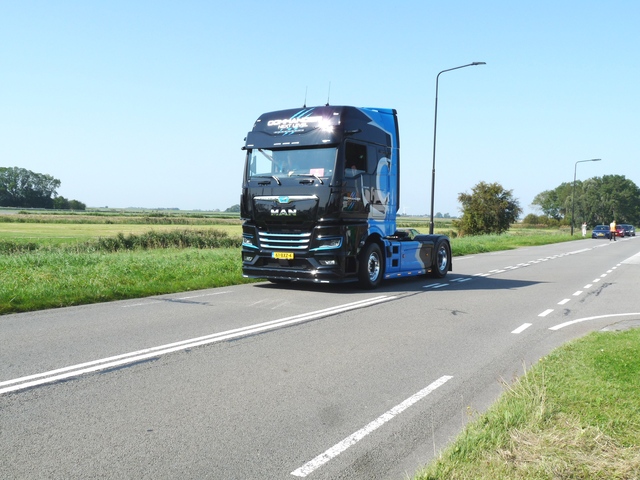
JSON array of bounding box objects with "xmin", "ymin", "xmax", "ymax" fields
[
  {"xmin": 415, "ymin": 329, "xmax": 640, "ymax": 480},
  {"xmin": 0, "ymin": 247, "xmax": 255, "ymax": 314},
  {"xmin": 451, "ymin": 230, "xmax": 580, "ymax": 256}
]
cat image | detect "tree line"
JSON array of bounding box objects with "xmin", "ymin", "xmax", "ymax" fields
[
  {"xmin": 531, "ymin": 174, "xmax": 640, "ymax": 227},
  {"xmin": 0, "ymin": 167, "xmax": 86, "ymax": 210},
  {"xmin": 454, "ymin": 174, "xmax": 639, "ymax": 236}
]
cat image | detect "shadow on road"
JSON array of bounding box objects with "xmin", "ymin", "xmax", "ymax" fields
[{"xmin": 251, "ymin": 273, "xmax": 540, "ymax": 295}]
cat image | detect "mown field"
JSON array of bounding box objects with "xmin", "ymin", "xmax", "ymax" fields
[
  {"xmin": 0, "ymin": 210, "xmax": 241, "ymax": 246},
  {"xmin": 0, "ymin": 221, "xmax": 241, "ymax": 247}
]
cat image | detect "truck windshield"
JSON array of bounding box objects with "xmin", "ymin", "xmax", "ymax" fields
[{"xmin": 248, "ymin": 147, "xmax": 337, "ymax": 180}]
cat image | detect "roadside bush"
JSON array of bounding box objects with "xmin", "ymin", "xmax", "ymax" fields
[
  {"xmin": 456, "ymin": 182, "xmax": 522, "ymax": 236},
  {"xmin": 91, "ymin": 229, "xmax": 241, "ymax": 252},
  {"xmin": 0, "ymin": 240, "xmax": 40, "ymax": 254},
  {"xmin": 522, "ymin": 214, "xmax": 561, "ymax": 227},
  {"xmin": 0, "ymin": 230, "xmax": 242, "ymax": 255}
]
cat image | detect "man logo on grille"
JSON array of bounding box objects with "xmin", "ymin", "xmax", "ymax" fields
[{"xmin": 271, "ymin": 208, "xmax": 297, "ymax": 216}]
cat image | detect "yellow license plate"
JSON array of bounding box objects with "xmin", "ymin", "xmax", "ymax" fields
[{"xmin": 272, "ymin": 252, "xmax": 294, "ymax": 260}]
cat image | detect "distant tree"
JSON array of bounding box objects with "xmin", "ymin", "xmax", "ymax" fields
[
  {"xmin": 225, "ymin": 204, "xmax": 240, "ymax": 213},
  {"xmin": 435, "ymin": 212, "xmax": 443, "ymax": 218},
  {"xmin": 581, "ymin": 175, "xmax": 640, "ymax": 225},
  {"xmin": 443, "ymin": 213, "xmax": 451, "ymax": 219},
  {"xmin": 53, "ymin": 196, "xmax": 71, "ymax": 209},
  {"xmin": 68, "ymin": 199, "xmax": 87, "ymax": 210},
  {"xmin": 531, "ymin": 182, "xmax": 573, "ymax": 221},
  {"xmin": 0, "ymin": 167, "xmax": 87, "ymax": 210},
  {"xmin": 455, "ymin": 181, "xmax": 522, "ymax": 236},
  {"xmin": 0, "ymin": 167, "xmax": 61, "ymax": 208}
]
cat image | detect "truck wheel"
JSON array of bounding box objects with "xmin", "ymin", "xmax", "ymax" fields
[
  {"xmin": 430, "ymin": 239, "xmax": 450, "ymax": 278},
  {"xmin": 358, "ymin": 243, "xmax": 383, "ymax": 289}
]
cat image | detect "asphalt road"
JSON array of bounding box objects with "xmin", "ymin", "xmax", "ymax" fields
[{"xmin": 2, "ymin": 236, "xmax": 639, "ymax": 479}]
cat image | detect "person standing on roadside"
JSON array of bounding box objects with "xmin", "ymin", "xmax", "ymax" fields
[
  {"xmin": 610, "ymin": 219, "xmax": 617, "ymax": 241},
  {"xmin": 582, "ymin": 222, "xmax": 587, "ymax": 237}
]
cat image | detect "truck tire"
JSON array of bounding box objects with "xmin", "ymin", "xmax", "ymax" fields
[
  {"xmin": 358, "ymin": 243, "xmax": 383, "ymax": 289},
  {"xmin": 430, "ymin": 238, "xmax": 451, "ymax": 278}
]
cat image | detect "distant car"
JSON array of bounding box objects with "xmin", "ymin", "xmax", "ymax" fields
[
  {"xmin": 615, "ymin": 225, "xmax": 626, "ymax": 238},
  {"xmin": 591, "ymin": 225, "xmax": 611, "ymax": 239},
  {"xmin": 619, "ymin": 224, "xmax": 636, "ymax": 237}
]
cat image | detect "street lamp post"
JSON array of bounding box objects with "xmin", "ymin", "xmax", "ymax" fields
[
  {"xmin": 430, "ymin": 62, "xmax": 486, "ymax": 234},
  {"xmin": 571, "ymin": 158, "xmax": 601, "ymax": 235}
]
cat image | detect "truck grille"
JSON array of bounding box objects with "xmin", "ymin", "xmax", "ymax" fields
[{"xmin": 258, "ymin": 231, "xmax": 311, "ymax": 250}]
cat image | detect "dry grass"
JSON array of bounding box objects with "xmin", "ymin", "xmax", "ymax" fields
[{"xmin": 498, "ymin": 416, "xmax": 640, "ymax": 479}]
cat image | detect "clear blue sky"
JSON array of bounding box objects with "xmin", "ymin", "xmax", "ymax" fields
[{"xmin": 2, "ymin": 1, "xmax": 638, "ymax": 216}]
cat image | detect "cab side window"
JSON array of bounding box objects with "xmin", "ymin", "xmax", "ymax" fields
[{"xmin": 345, "ymin": 142, "xmax": 367, "ymax": 176}]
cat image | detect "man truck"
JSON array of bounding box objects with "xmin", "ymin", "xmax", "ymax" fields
[{"xmin": 240, "ymin": 105, "xmax": 452, "ymax": 289}]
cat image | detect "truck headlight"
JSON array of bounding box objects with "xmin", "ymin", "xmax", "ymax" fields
[
  {"xmin": 314, "ymin": 237, "xmax": 342, "ymax": 250},
  {"xmin": 242, "ymin": 233, "xmax": 257, "ymax": 248}
]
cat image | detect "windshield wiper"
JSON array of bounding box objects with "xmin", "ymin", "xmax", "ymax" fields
[
  {"xmin": 252, "ymin": 175, "xmax": 281, "ymax": 185},
  {"xmin": 289, "ymin": 173, "xmax": 324, "ymax": 184}
]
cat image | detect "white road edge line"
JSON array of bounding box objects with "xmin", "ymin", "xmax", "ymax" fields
[
  {"xmin": 0, "ymin": 296, "xmax": 396, "ymax": 395},
  {"xmin": 558, "ymin": 299, "xmax": 570, "ymax": 305},
  {"xmin": 290, "ymin": 375, "xmax": 453, "ymax": 478},
  {"xmin": 622, "ymin": 252, "xmax": 640, "ymax": 264},
  {"xmin": 538, "ymin": 309, "xmax": 554, "ymax": 317},
  {"xmin": 550, "ymin": 313, "xmax": 640, "ymax": 331}
]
